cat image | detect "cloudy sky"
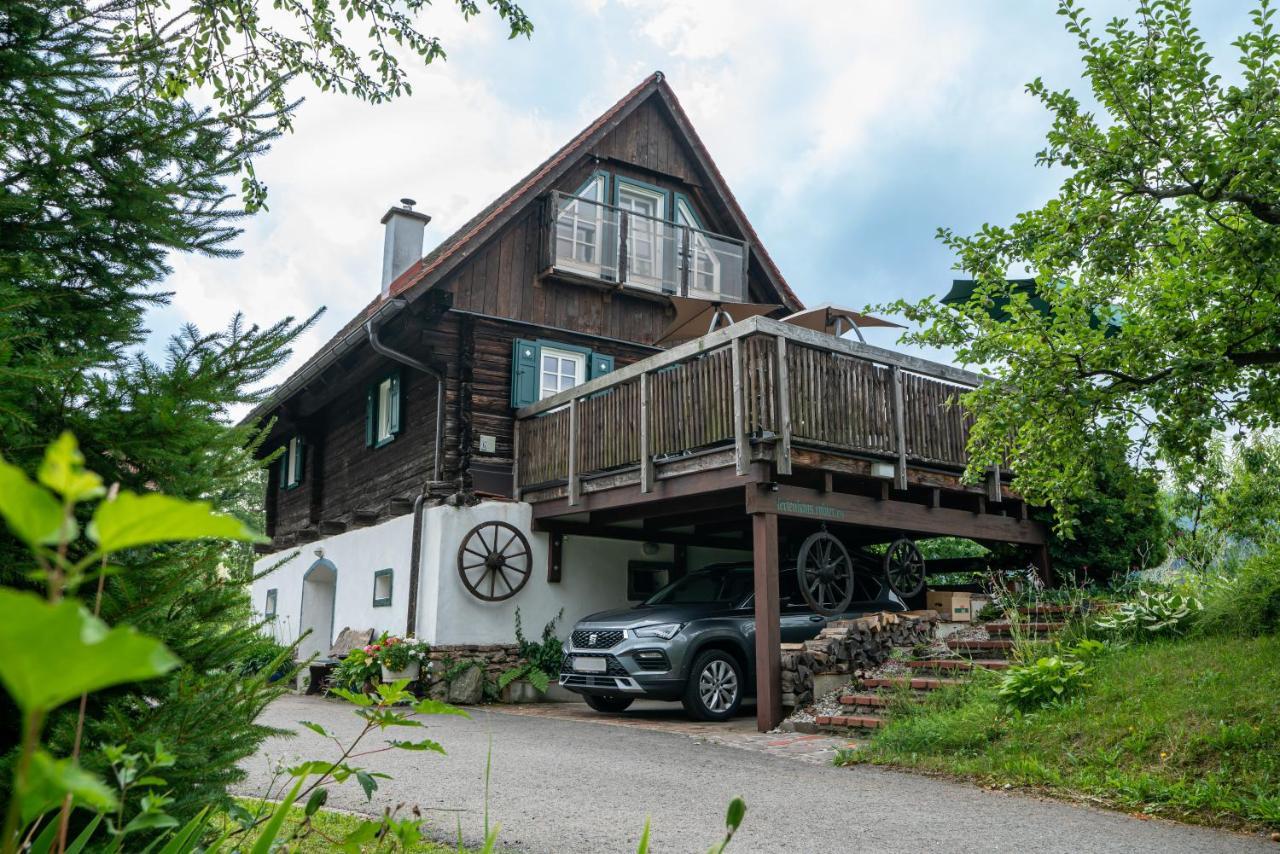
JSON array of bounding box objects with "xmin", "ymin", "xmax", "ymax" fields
[{"xmin": 150, "ymin": 0, "xmax": 1255, "ymax": 387}]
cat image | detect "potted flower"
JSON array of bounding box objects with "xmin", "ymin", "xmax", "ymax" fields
[{"xmin": 368, "ymin": 633, "xmax": 430, "ymax": 683}]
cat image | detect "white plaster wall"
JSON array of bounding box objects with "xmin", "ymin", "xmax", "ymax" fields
[
  {"xmin": 418, "ymin": 501, "xmax": 666, "ymax": 644},
  {"xmin": 251, "ymin": 513, "xmax": 415, "ymax": 652}
]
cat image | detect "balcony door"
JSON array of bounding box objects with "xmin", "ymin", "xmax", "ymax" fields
[{"xmin": 617, "ymin": 180, "xmax": 667, "ymax": 291}]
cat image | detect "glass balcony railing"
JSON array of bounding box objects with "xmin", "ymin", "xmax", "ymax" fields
[{"xmin": 549, "ymin": 190, "xmax": 747, "ymax": 302}]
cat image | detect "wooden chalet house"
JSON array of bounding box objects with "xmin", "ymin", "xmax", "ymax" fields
[{"xmin": 249, "ymin": 72, "xmax": 1048, "ymax": 730}]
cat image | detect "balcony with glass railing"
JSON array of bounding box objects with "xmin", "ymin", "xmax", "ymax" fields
[{"xmin": 547, "ymin": 190, "xmax": 748, "ymax": 302}]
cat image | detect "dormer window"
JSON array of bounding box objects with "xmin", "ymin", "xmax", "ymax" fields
[
  {"xmin": 279, "ymin": 436, "xmax": 304, "ymax": 490},
  {"xmin": 366, "ymin": 370, "xmax": 402, "ymax": 448}
]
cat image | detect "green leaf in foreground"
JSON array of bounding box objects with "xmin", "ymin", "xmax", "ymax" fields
[
  {"xmin": 0, "ymin": 589, "xmax": 180, "ymax": 713},
  {"xmin": 88, "ymin": 490, "xmax": 266, "ymax": 552},
  {"xmin": 37, "ymin": 432, "xmax": 105, "ymax": 504},
  {"xmin": 410, "ymin": 697, "xmax": 470, "ymax": 718},
  {"xmin": 0, "ymin": 458, "xmax": 68, "ymax": 546},
  {"xmin": 18, "ymin": 749, "xmax": 117, "ymax": 824}
]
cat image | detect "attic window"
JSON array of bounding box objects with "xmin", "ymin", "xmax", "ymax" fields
[
  {"xmin": 280, "ymin": 436, "xmax": 304, "ymax": 490},
  {"xmin": 366, "ymin": 371, "xmax": 402, "ymax": 448}
]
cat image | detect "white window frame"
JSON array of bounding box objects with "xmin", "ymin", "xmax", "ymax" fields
[
  {"xmin": 555, "ymin": 174, "xmax": 609, "ymax": 278},
  {"xmin": 538, "ymin": 346, "xmax": 587, "ymax": 401},
  {"xmin": 283, "ymin": 437, "xmax": 302, "ymax": 489},
  {"xmin": 617, "ymin": 182, "xmax": 667, "ymax": 291},
  {"xmin": 376, "ymin": 377, "xmax": 394, "ymax": 444},
  {"xmin": 264, "ymin": 588, "xmax": 278, "ymax": 620},
  {"xmin": 675, "ymin": 197, "xmax": 722, "ymax": 299}
]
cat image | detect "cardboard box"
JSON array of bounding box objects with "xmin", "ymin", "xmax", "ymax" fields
[{"xmin": 927, "ymin": 590, "xmax": 972, "ymax": 622}]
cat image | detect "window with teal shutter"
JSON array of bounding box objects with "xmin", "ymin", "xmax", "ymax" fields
[
  {"xmin": 280, "ymin": 436, "xmax": 304, "ymax": 489},
  {"xmin": 366, "ymin": 370, "xmax": 402, "ymax": 448},
  {"xmin": 510, "ymin": 339, "xmax": 614, "ymax": 408}
]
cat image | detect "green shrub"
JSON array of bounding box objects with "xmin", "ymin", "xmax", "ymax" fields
[
  {"xmin": 1065, "ymin": 638, "xmax": 1108, "ymax": 666},
  {"xmin": 1196, "ymin": 545, "xmax": 1280, "ymax": 638},
  {"xmin": 1094, "ymin": 590, "xmax": 1201, "ymax": 638},
  {"xmin": 998, "ymin": 656, "xmax": 1088, "ymax": 710}
]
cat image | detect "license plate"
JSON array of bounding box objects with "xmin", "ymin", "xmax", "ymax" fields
[{"xmin": 574, "ymin": 657, "xmax": 607, "ymax": 673}]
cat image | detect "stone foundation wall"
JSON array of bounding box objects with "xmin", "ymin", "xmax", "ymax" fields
[
  {"xmin": 780, "ymin": 610, "xmax": 938, "ymax": 707},
  {"xmin": 421, "ymin": 643, "xmax": 523, "ymax": 703}
]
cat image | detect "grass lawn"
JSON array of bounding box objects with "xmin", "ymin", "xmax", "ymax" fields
[
  {"xmin": 847, "ymin": 634, "xmax": 1280, "ymax": 832},
  {"xmin": 218, "ymin": 799, "xmax": 481, "ymax": 852}
]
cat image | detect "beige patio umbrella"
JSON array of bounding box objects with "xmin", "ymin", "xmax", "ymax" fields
[
  {"xmin": 654, "ymin": 295, "xmax": 783, "ymax": 346},
  {"xmin": 781, "ymin": 303, "xmax": 904, "ymax": 343}
]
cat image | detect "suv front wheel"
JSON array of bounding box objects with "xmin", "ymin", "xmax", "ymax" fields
[{"xmin": 682, "ymin": 650, "xmax": 743, "ymax": 721}]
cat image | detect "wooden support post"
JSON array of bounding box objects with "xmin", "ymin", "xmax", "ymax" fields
[
  {"xmin": 774, "ymin": 336, "xmax": 792, "ymax": 475},
  {"xmin": 976, "ymin": 495, "xmax": 987, "ymax": 515},
  {"xmin": 731, "ymin": 338, "xmax": 748, "ymax": 476},
  {"xmin": 891, "ymin": 365, "xmax": 909, "ymax": 491},
  {"xmin": 1020, "ymin": 501, "xmax": 1029, "ymax": 521},
  {"xmin": 1031, "ymin": 543, "xmax": 1053, "ymax": 588},
  {"xmin": 639, "ymin": 372, "xmax": 653, "ymax": 493},
  {"xmin": 547, "ymin": 533, "xmax": 564, "ymax": 583},
  {"xmin": 618, "ymin": 210, "xmax": 629, "ymax": 284},
  {"xmin": 986, "ymin": 465, "xmax": 1002, "ymax": 503},
  {"xmin": 567, "ymin": 397, "xmax": 579, "ymax": 507},
  {"xmin": 931, "ymin": 487, "xmax": 941, "ymax": 509},
  {"xmin": 672, "ymin": 543, "xmax": 688, "ymax": 581},
  {"xmin": 878, "ymin": 480, "xmax": 890, "ymax": 501},
  {"xmin": 752, "ymin": 512, "xmax": 782, "ymax": 733},
  {"xmin": 822, "ymin": 472, "xmax": 834, "ymax": 494}
]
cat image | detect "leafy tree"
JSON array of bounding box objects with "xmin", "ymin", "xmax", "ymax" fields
[
  {"xmin": 884, "ymin": 0, "xmax": 1280, "ymax": 522},
  {"xmin": 1, "ymin": 0, "xmax": 531, "ymax": 829}
]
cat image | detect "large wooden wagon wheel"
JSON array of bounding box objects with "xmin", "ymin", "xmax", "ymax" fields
[
  {"xmin": 457, "ymin": 521, "xmax": 532, "ymax": 602},
  {"xmin": 796, "ymin": 529, "xmax": 855, "ymax": 617},
  {"xmin": 883, "ymin": 537, "xmax": 926, "ymax": 598}
]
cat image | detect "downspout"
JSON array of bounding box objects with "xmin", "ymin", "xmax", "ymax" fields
[{"xmin": 365, "ymin": 298, "xmax": 445, "ymax": 637}]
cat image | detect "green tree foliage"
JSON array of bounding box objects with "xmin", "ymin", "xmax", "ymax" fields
[
  {"xmin": 1, "ymin": 0, "xmax": 530, "ymax": 829},
  {"xmin": 883, "ymin": 0, "xmax": 1280, "ymax": 521}
]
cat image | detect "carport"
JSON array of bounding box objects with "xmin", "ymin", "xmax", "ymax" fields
[{"xmin": 515, "ymin": 317, "xmax": 1049, "ymax": 731}]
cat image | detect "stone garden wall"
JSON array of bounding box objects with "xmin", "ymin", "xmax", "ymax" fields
[
  {"xmin": 421, "ymin": 643, "xmax": 523, "ymax": 704},
  {"xmin": 780, "ymin": 610, "xmax": 938, "ymax": 707}
]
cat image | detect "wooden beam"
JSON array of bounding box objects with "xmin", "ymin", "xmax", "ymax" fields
[
  {"xmin": 567, "ymin": 397, "xmax": 579, "ymax": 506},
  {"xmin": 731, "ymin": 337, "xmax": 748, "ymax": 476},
  {"xmin": 535, "ymin": 520, "xmax": 747, "ymax": 550},
  {"xmin": 1031, "ymin": 543, "xmax": 1053, "ymax": 587},
  {"xmin": 752, "ymin": 512, "xmax": 783, "ymax": 733},
  {"xmin": 986, "ymin": 465, "xmax": 1002, "ymax": 503},
  {"xmin": 775, "ymin": 336, "xmax": 792, "ymax": 475},
  {"xmin": 639, "ymin": 371, "xmax": 653, "ymax": 493},
  {"xmin": 547, "ymin": 533, "xmax": 564, "ymax": 583},
  {"xmin": 891, "ymin": 366, "xmax": 908, "ymax": 491},
  {"xmin": 533, "ymin": 465, "xmax": 759, "ymax": 520},
  {"xmin": 747, "ymin": 484, "xmax": 1049, "ymax": 545}
]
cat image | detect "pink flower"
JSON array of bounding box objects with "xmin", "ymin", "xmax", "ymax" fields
[{"xmin": 363, "ymin": 645, "xmax": 373, "ymax": 653}]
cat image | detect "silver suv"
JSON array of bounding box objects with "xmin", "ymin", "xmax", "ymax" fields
[{"xmin": 560, "ymin": 562, "xmax": 904, "ymax": 721}]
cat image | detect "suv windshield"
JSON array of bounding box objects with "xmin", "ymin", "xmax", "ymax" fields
[{"xmin": 643, "ymin": 566, "xmax": 754, "ymax": 606}]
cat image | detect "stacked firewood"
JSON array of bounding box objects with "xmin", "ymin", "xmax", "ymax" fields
[{"xmin": 780, "ymin": 610, "xmax": 938, "ymax": 708}]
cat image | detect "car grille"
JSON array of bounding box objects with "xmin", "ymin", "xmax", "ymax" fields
[
  {"xmin": 571, "ymin": 629, "xmax": 624, "ymax": 650},
  {"xmin": 560, "ymin": 653, "xmax": 628, "ymax": 677}
]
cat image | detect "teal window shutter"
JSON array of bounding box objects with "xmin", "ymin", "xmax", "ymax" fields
[
  {"xmin": 293, "ymin": 437, "xmax": 305, "ymax": 486},
  {"xmin": 387, "ymin": 371, "xmax": 402, "ymax": 435},
  {"xmin": 589, "ymin": 352, "xmax": 615, "ymax": 379},
  {"xmin": 511, "ymin": 338, "xmax": 540, "ymax": 407},
  {"xmin": 365, "ymin": 385, "xmax": 376, "ymax": 447}
]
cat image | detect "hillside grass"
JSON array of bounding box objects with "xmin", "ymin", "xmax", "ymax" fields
[{"xmin": 847, "ymin": 634, "xmax": 1280, "ymax": 832}]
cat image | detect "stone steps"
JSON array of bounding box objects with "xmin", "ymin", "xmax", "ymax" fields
[
  {"xmin": 861, "ymin": 676, "xmax": 966, "ymax": 691},
  {"xmin": 814, "ymin": 712, "xmax": 888, "ymax": 730},
  {"xmin": 985, "ymin": 621, "xmax": 1065, "ymax": 636},
  {"xmin": 838, "ymin": 692, "xmax": 903, "ymax": 709},
  {"xmin": 907, "ymin": 658, "xmax": 1012, "ymax": 672},
  {"xmin": 946, "ymin": 638, "xmax": 1016, "ymax": 658}
]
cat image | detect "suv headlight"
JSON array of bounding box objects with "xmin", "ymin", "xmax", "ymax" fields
[{"xmin": 633, "ymin": 622, "xmax": 684, "ymax": 639}]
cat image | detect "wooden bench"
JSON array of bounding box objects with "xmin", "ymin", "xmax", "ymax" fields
[{"xmin": 304, "ymin": 627, "xmax": 374, "ymax": 695}]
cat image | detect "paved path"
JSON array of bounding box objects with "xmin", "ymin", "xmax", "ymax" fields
[{"xmin": 239, "ymin": 695, "xmax": 1274, "ymax": 854}]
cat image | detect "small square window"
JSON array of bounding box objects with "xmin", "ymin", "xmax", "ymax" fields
[
  {"xmin": 264, "ymin": 588, "xmax": 278, "ymax": 620},
  {"xmin": 367, "ymin": 371, "xmax": 402, "ymax": 448},
  {"xmin": 372, "ymin": 569, "xmax": 393, "ymax": 607}
]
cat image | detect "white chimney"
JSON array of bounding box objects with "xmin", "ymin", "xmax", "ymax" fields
[{"xmin": 380, "ymin": 198, "xmax": 431, "ymax": 297}]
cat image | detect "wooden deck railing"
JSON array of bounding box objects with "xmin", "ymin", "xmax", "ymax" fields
[{"xmin": 514, "ymin": 316, "xmax": 982, "ymax": 501}]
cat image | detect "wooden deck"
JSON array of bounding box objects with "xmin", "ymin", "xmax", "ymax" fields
[{"xmin": 515, "ymin": 315, "xmax": 999, "ymax": 506}]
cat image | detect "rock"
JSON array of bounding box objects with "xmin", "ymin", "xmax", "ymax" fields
[{"xmin": 447, "ymin": 665, "xmax": 484, "ymax": 704}]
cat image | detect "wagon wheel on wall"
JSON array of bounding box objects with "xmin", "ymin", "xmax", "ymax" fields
[
  {"xmin": 457, "ymin": 521, "xmax": 532, "ymax": 602},
  {"xmin": 882, "ymin": 537, "xmax": 926, "ymax": 598},
  {"xmin": 796, "ymin": 529, "xmax": 855, "ymax": 617}
]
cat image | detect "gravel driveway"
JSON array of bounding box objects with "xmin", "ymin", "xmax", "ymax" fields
[{"xmin": 238, "ymin": 695, "xmax": 1273, "ymax": 854}]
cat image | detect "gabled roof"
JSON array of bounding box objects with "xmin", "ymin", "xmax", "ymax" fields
[{"xmin": 246, "ymin": 72, "xmax": 802, "ymax": 426}]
